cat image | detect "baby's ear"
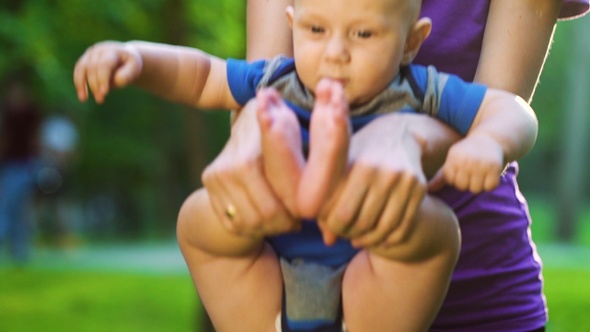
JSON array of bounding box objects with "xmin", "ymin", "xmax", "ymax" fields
[
  {"xmin": 286, "ymin": 6, "xmax": 295, "ymax": 29},
  {"xmin": 402, "ymin": 17, "xmax": 432, "ymax": 65}
]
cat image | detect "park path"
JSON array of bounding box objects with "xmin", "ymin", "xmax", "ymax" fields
[
  {"xmin": 537, "ymin": 243, "xmax": 590, "ymax": 270},
  {"xmin": 1, "ymin": 240, "xmax": 589, "ymax": 273},
  {"xmin": 0, "ymin": 239, "xmax": 189, "ymax": 275}
]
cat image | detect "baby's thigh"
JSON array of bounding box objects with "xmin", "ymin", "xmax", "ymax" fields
[
  {"xmin": 342, "ymin": 250, "xmax": 451, "ymax": 331},
  {"xmin": 178, "ymin": 189, "xmax": 282, "ymax": 331}
]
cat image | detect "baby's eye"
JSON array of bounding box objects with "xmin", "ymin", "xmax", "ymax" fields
[
  {"xmin": 353, "ymin": 30, "xmax": 372, "ymax": 39},
  {"xmin": 311, "ymin": 25, "xmax": 325, "ymax": 34}
]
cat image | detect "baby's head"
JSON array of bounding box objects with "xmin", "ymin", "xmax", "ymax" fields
[{"xmin": 287, "ymin": 0, "xmax": 430, "ymax": 106}]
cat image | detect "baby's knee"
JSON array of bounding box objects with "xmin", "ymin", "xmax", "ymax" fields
[
  {"xmin": 176, "ymin": 188, "xmax": 266, "ymax": 258},
  {"xmin": 176, "ymin": 188, "xmax": 213, "ymax": 248}
]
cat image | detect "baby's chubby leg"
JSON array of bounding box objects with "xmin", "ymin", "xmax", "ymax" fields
[
  {"xmin": 342, "ymin": 196, "xmax": 460, "ymax": 332},
  {"xmin": 178, "ymin": 95, "xmax": 311, "ymax": 331},
  {"xmin": 178, "ymin": 93, "xmax": 318, "ymax": 331},
  {"xmin": 177, "ymin": 188, "xmax": 282, "ymax": 332}
]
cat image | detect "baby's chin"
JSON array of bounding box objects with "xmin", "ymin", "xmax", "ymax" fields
[{"xmin": 347, "ymin": 91, "xmax": 380, "ymax": 108}]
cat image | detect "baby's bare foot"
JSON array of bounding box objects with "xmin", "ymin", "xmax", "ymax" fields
[
  {"xmin": 257, "ymin": 88, "xmax": 305, "ymax": 214},
  {"xmin": 297, "ymin": 78, "xmax": 351, "ymax": 220}
]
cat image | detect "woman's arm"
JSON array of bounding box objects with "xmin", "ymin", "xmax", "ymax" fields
[
  {"xmin": 436, "ymin": 0, "xmax": 562, "ymax": 192},
  {"xmin": 474, "ymin": 0, "xmax": 562, "ymax": 101},
  {"xmin": 246, "ymin": 0, "xmax": 294, "ymax": 60}
]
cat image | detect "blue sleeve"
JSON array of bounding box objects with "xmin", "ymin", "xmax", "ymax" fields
[
  {"xmin": 226, "ymin": 58, "xmax": 267, "ymax": 106},
  {"xmin": 437, "ymin": 76, "xmax": 487, "ymax": 135},
  {"xmin": 409, "ymin": 65, "xmax": 486, "ymax": 135}
]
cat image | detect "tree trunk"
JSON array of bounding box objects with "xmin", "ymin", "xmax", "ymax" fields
[
  {"xmin": 162, "ymin": 1, "xmax": 216, "ymax": 331},
  {"xmin": 556, "ymin": 19, "xmax": 590, "ymax": 241}
]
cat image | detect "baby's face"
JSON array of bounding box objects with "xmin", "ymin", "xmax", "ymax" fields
[{"xmin": 288, "ymin": 0, "xmax": 416, "ymax": 106}]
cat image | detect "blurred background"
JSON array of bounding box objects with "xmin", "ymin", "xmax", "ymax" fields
[{"xmin": 0, "ymin": 1, "xmax": 588, "ymax": 331}]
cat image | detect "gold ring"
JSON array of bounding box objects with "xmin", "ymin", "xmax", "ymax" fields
[{"xmin": 225, "ymin": 204, "xmax": 237, "ymax": 220}]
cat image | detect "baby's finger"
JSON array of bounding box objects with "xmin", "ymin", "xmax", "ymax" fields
[
  {"xmin": 446, "ymin": 164, "xmax": 469, "ymax": 191},
  {"xmin": 483, "ymin": 171, "xmax": 501, "ymax": 192},
  {"xmin": 453, "ymin": 172, "xmax": 470, "ymax": 192},
  {"xmin": 94, "ymin": 51, "xmax": 123, "ymax": 98},
  {"xmin": 73, "ymin": 54, "xmax": 90, "ymax": 102},
  {"xmin": 113, "ymin": 51, "xmax": 142, "ymax": 88},
  {"xmin": 92, "ymin": 48, "xmax": 132, "ymax": 104},
  {"xmin": 85, "ymin": 51, "xmax": 105, "ymax": 104}
]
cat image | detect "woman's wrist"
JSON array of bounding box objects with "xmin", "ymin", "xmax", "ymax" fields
[{"xmin": 387, "ymin": 113, "xmax": 461, "ymax": 177}]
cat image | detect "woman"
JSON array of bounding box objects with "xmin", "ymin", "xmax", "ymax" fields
[{"xmin": 196, "ymin": 0, "xmax": 589, "ymax": 330}]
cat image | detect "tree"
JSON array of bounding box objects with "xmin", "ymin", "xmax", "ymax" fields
[
  {"xmin": 555, "ymin": 17, "xmax": 590, "ymax": 241},
  {"xmin": 1, "ymin": 0, "xmax": 243, "ymax": 238}
]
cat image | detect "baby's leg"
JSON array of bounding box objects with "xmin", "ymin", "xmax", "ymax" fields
[
  {"xmin": 257, "ymin": 88, "xmax": 305, "ymax": 214},
  {"xmin": 342, "ymin": 196, "xmax": 460, "ymax": 331},
  {"xmin": 177, "ymin": 189, "xmax": 282, "ymax": 332},
  {"xmin": 297, "ymin": 78, "xmax": 351, "ymax": 219},
  {"xmin": 258, "ymin": 87, "xmax": 348, "ymax": 331}
]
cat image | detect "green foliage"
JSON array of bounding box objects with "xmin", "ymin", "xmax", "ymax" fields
[
  {"xmin": 2, "ymin": 1, "xmax": 588, "ymax": 239},
  {"xmin": 522, "ymin": 19, "xmax": 589, "ymax": 196},
  {"xmin": 528, "ymin": 195, "xmax": 590, "ymax": 246},
  {"xmin": 1, "ymin": 1, "xmax": 241, "ymax": 238}
]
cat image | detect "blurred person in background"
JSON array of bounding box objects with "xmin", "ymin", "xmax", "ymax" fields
[
  {"xmin": 0, "ymin": 71, "xmax": 43, "ymax": 265},
  {"xmin": 36, "ymin": 113, "xmax": 79, "ymax": 247}
]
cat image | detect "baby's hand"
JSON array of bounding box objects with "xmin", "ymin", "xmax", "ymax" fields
[
  {"xmin": 73, "ymin": 41, "xmax": 143, "ymax": 104},
  {"xmin": 441, "ymin": 135, "xmax": 505, "ymax": 193}
]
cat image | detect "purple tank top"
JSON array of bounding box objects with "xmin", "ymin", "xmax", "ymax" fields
[{"xmin": 413, "ymin": 1, "xmax": 588, "ymax": 330}]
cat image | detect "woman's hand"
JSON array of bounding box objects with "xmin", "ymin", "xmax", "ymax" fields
[
  {"xmin": 202, "ymin": 99, "xmax": 300, "ymax": 238},
  {"xmin": 311, "ymin": 113, "xmax": 429, "ymax": 248}
]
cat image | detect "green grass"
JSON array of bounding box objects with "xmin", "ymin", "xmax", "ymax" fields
[
  {"xmin": 526, "ymin": 192, "xmax": 590, "ymax": 332},
  {"xmin": 544, "ymin": 267, "xmax": 590, "ymax": 332},
  {"xmin": 2, "ymin": 264, "xmax": 590, "ymax": 331},
  {"xmin": 0, "ymin": 269, "xmax": 202, "ymax": 332},
  {"xmin": 1, "ymin": 194, "xmax": 588, "ymax": 331}
]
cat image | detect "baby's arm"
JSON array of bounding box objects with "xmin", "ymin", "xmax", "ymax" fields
[
  {"xmin": 73, "ymin": 41, "xmax": 240, "ymax": 110},
  {"xmin": 442, "ymin": 89, "xmax": 538, "ymax": 192}
]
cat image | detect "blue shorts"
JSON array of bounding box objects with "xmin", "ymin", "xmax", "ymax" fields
[{"xmin": 267, "ymin": 221, "xmax": 358, "ymax": 268}]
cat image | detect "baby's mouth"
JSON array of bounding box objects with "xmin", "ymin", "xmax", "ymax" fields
[{"xmin": 323, "ymin": 77, "xmax": 348, "ymax": 87}]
